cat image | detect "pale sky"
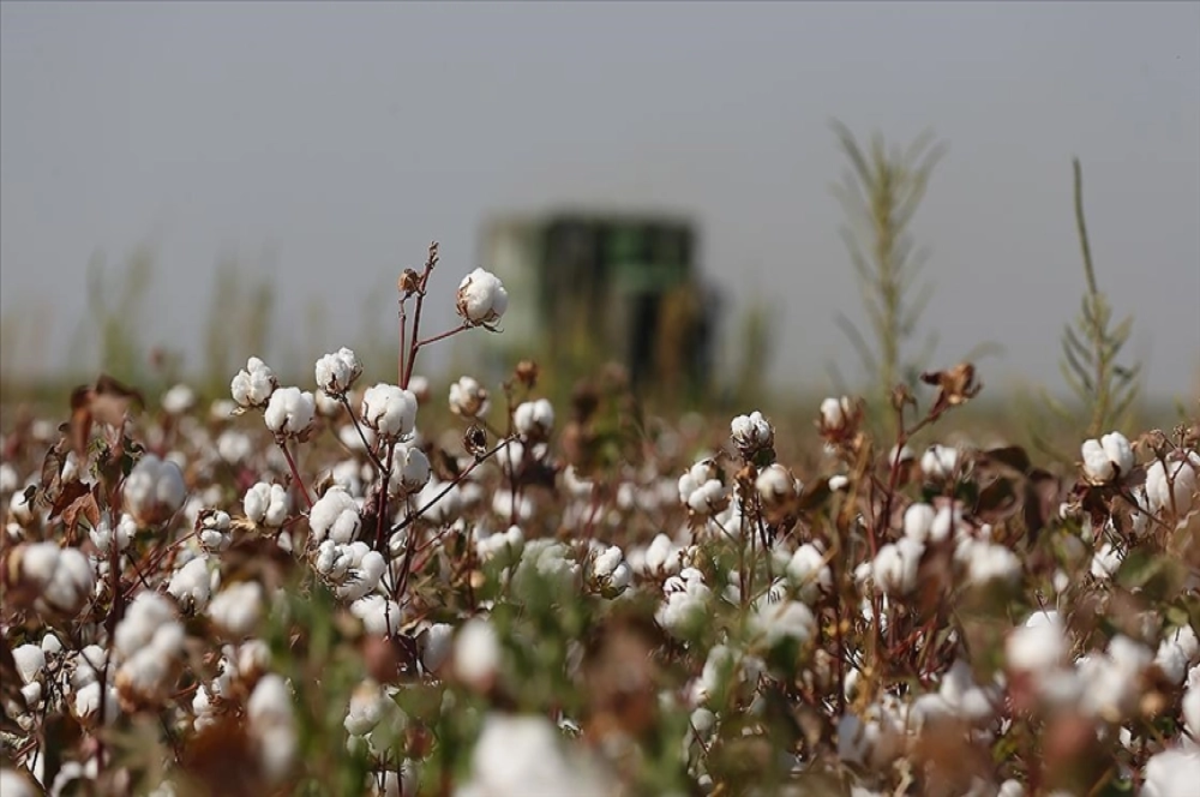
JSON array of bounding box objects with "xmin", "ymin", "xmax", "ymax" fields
[{"xmin": 2, "ymin": 1, "xmax": 1198, "ymax": 399}]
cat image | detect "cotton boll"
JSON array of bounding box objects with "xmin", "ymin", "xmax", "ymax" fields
[
  {"xmin": 161, "ymin": 384, "xmax": 196, "ymax": 415},
  {"xmin": 309, "ymin": 487, "xmax": 361, "ymax": 544},
  {"xmin": 921, "ymin": 444, "xmax": 959, "ymax": 481},
  {"xmin": 1145, "ymin": 452, "xmax": 1200, "ymax": 518},
  {"xmin": 751, "ymin": 599, "xmax": 816, "ymax": 647},
  {"xmin": 351, "ymin": 595, "xmax": 402, "ymax": 637},
  {"xmin": 588, "ymin": 545, "xmax": 632, "ymax": 595},
  {"xmin": 1090, "ymin": 542, "xmax": 1123, "ymax": 580},
  {"xmin": 1143, "ymin": 748, "xmax": 1200, "ymax": 797},
  {"xmin": 388, "ymin": 444, "xmax": 431, "ymax": 498},
  {"xmin": 1007, "ymin": 612, "xmax": 1067, "ymax": 675},
  {"xmin": 903, "ymin": 503, "xmax": 937, "ymax": 542},
  {"xmin": 1081, "ymin": 438, "xmax": 1116, "ymax": 483},
  {"xmin": 455, "ymin": 268, "xmax": 508, "ymax": 327},
  {"xmin": 458, "ymin": 713, "xmax": 612, "ymax": 797},
  {"xmin": 455, "ymin": 617, "xmax": 501, "ymax": 692},
  {"xmin": 448, "ymin": 376, "xmax": 490, "ymax": 418},
  {"xmin": 198, "ymin": 509, "xmax": 233, "ymax": 552},
  {"xmin": 247, "ymin": 674, "xmax": 297, "ymax": 785},
  {"xmin": 209, "ymin": 581, "xmax": 264, "ymax": 638},
  {"xmin": 167, "ymin": 556, "xmax": 212, "ymax": 611},
  {"xmin": 344, "ymin": 679, "xmax": 387, "ymax": 737},
  {"xmin": 336, "ymin": 550, "xmax": 386, "ymax": 602},
  {"xmin": 730, "ymin": 410, "xmax": 774, "ymax": 456},
  {"xmin": 678, "ymin": 459, "xmax": 727, "ymax": 516},
  {"xmin": 314, "ymin": 347, "xmax": 362, "ymax": 398},
  {"xmin": 786, "ymin": 544, "xmax": 832, "ymax": 602},
  {"xmin": 244, "ymin": 482, "xmax": 291, "ymax": 527},
  {"xmin": 0, "ymin": 767, "xmax": 38, "ymax": 797},
  {"xmin": 89, "ymin": 514, "xmax": 132, "ymax": 554},
  {"xmin": 361, "ymin": 384, "xmax": 418, "ymax": 442},
  {"xmin": 124, "ymin": 454, "xmax": 186, "ymax": 526},
  {"xmin": 264, "ymin": 387, "xmax": 316, "ymax": 438},
  {"xmin": 959, "ymin": 540, "xmax": 1021, "ymax": 586},
  {"xmin": 820, "ymin": 396, "xmax": 854, "ymax": 432},
  {"xmin": 419, "ymin": 623, "xmax": 455, "ymax": 675},
  {"xmin": 12, "ymin": 543, "xmax": 95, "ymax": 617},
  {"xmin": 514, "ymin": 398, "xmax": 555, "ymax": 440},
  {"xmin": 756, "ymin": 463, "xmax": 799, "ymax": 506},
  {"xmin": 230, "ymin": 357, "xmax": 278, "ymax": 409},
  {"xmin": 872, "ymin": 539, "xmax": 924, "ymax": 596}
]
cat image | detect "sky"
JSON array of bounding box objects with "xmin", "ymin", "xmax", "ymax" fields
[{"xmin": 2, "ymin": 1, "xmax": 1198, "ymax": 400}]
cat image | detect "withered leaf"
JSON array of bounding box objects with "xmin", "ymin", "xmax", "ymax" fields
[
  {"xmin": 920, "ymin": 362, "xmax": 982, "ymax": 416},
  {"xmin": 973, "ymin": 477, "xmax": 1018, "ymax": 525},
  {"xmin": 980, "ymin": 445, "xmax": 1032, "ymax": 475}
]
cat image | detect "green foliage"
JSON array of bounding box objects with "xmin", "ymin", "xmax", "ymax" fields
[
  {"xmin": 1052, "ymin": 158, "xmax": 1141, "ymax": 437},
  {"xmin": 829, "ymin": 120, "xmax": 947, "ymax": 428},
  {"xmin": 72, "ymin": 245, "xmax": 156, "ymax": 384}
]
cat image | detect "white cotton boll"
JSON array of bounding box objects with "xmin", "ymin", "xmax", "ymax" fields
[
  {"xmin": 115, "ymin": 592, "xmax": 177, "ymax": 658},
  {"xmin": 455, "ymin": 267, "xmax": 508, "ymax": 327},
  {"xmin": 314, "ymin": 347, "xmax": 362, "ymax": 398},
  {"xmin": 89, "ymin": 515, "xmax": 132, "ymax": 554},
  {"xmin": 41, "ymin": 633, "xmax": 63, "ymax": 656},
  {"xmin": 455, "ymin": 617, "xmax": 501, "ymax": 691},
  {"xmin": 344, "ymin": 680, "xmax": 387, "ymax": 737},
  {"xmin": 756, "ymin": 463, "xmax": 798, "ymax": 504},
  {"xmin": 786, "ymin": 544, "xmax": 832, "ymax": 601},
  {"xmin": 1102, "ymin": 432, "xmax": 1134, "ymax": 477},
  {"xmin": 244, "ymin": 482, "xmax": 291, "ymax": 527},
  {"xmin": 588, "ymin": 545, "xmax": 631, "ymax": 595},
  {"xmin": 13, "ymin": 644, "xmax": 45, "ymax": 692},
  {"xmin": 1007, "ymin": 615, "xmax": 1066, "ymax": 675},
  {"xmin": 361, "ymin": 384, "xmax": 418, "ymax": 441},
  {"xmin": 209, "ymin": 581, "xmax": 264, "ymax": 638},
  {"xmin": 929, "ymin": 503, "xmax": 964, "ymax": 543},
  {"xmin": 922, "ymin": 444, "xmax": 959, "ymax": 480},
  {"xmin": 960, "ymin": 540, "xmax": 1021, "ymax": 586},
  {"xmin": 351, "ymin": 595, "xmax": 402, "ymax": 637},
  {"xmin": 820, "ymin": 397, "xmax": 854, "ymax": 431},
  {"xmin": 198, "ymin": 510, "xmax": 233, "ymax": 552},
  {"xmin": 8, "ymin": 488, "xmax": 35, "ymax": 526},
  {"xmin": 162, "ymin": 384, "xmax": 196, "ymax": 415},
  {"xmin": 1145, "ymin": 453, "xmax": 1200, "ymax": 517},
  {"xmin": 309, "ymin": 486, "xmax": 361, "ymax": 544},
  {"xmin": 449, "ymin": 376, "xmax": 490, "ymax": 418},
  {"xmin": 1183, "ymin": 672, "xmax": 1200, "ymax": 737},
  {"xmin": 751, "ymin": 599, "xmax": 815, "ymax": 647},
  {"xmin": 1143, "ymin": 748, "xmax": 1200, "ymax": 797},
  {"xmin": 20, "ymin": 544, "xmax": 94, "ymax": 616},
  {"xmin": 492, "ymin": 490, "xmax": 534, "ymax": 523},
  {"xmin": 642, "ymin": 533, "xmax": 682, "ymax": 575},
  {"xmin": 872, "ymin": 538, "xmax": 924, "ymax": 596},
  {"xmin": 420, "ymin": 623, "xmax": 455, "ymax": 674},
  {"xmin": 209, "ymin": 398, "xmax": 237, "ymax": 421},
  {"xmin": 730, "ymin": 410, "xmax": 774, "ymax": 454},
  {"xmin": 168, "ymin": 556, "xmax": 212, "ymax": 611},
  {"xmin": 1081, "ymin": 438, "xmax": 1115, "ymax": 483},
  {"xmin": 904, "ymin": 503, "xmax": 937, "ymax": 542},
  {"xmin": 998, "ymin": 781, "xmax": 1025, "ymax": 797},
  {"xmin": 247, "ymin": 674, "xmax": 297, "ymax": 785},
  {"xmin": 514, "ymin": 398, "xmax": 555, "ymax": 440},
  {"xmin": 887, "ymin": 444, "xmax": 916, "ymax": 466},
  {"xmin": 337, "ymin": 551, "xmax": 386, "ymax": 601},
  {"xmin": 0, "ymin": 462, "xmax": 19, "ymax": 495},
  {"xmin": 216, "ymin": 429, "xmax": 253, "ymax": 464},
  {"xmin": 657, "ymin": 577, "xmax": 712, "ymax": 638},
  {"xmin": 458, "ymin": 713, "xmax": 611, "ymax": 797},
  {"xmin": 230, "ymin": 357, "xmax": 278, "ymax": 409},
  {"xmin": 264, "ymin": 387, "xmax": 316, "ymax": 437},
  {"xmin": 0, "ymin": 768, "xmax": 38, "ymax": 797},
  {"xmin": 1090, "ymin": 542, "xmax": 1123, "ymax": 580},
  {"xmin": 388, "ymin": 444, "xmax": 431, "ymax": 498},
  {"xmin": 678, "ymin": 459, "xmax": 727, "ymax": 516},
  {"xmin": 124, "ymin": 454, "xmax": 186, "ymax": 526}
]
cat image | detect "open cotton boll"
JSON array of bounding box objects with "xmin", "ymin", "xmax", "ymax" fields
[
  {"xmin": 730, "ymin": 410, "xmax": 774, "ymax": 456},
  {"xmin": 361, "ymin": 384, "xmax": 418, "ymax": 442},
  {"xmin": 351, "ymin": 594, "xmax": 402, "ymax": 637},
  {"xmin": 871, "ymin": 539, "xmax": 924, "ymax": 596},
  {"xmin": 514, "ymin": 398, "xmax": 555, "ymax": 440},
  {"xmin": 247, "ymin": 674, "xmax": 297, "ymax": 785},
  {"xmin": 1145, "ymin": 452, "xmax": 1200, "ymax": 518},
  {"xmin": 124, "ymin": 454, "xmax": 186, "ymax": 526},
  {"xmin": 903, "ymin": 503, "xmax": 937, "ymax": 542},
  {"xmin": 786, "ymin": 544, "xmax": 832, "ymax": 602},
  {"xmin": 115, "ymin": 592, "xmax": 178, "ymax": 658},
  {"xmin": 820, "ymin": 396, "xmax": 855, "ymax": 432},
  {"xmin": 921, "ymin": 444, "xmax": 959, "ymax": 480},
  {"xmin": 448, "ymin": 376, "xmax": 490, "ymax": 418},
  {"xmin": 197, "ymin": 509, "xmax": 233, "ymax": 552},
  {"xmin": 455, "ymin": 617, "xmax": 501, "ymax": 692},
  {"xmin": 208, "ymin": 581, "xmax": 264, "ymax": 638},
  {"xmin": 455, "ymin": 267, "xmax": 508, "ymax": 327},
  {"xmin": 309, "ymin": 486, "xmax": 361, "ymax": 544},
  {"xmin": 264, "ymin": 387, "xmax": 316, "ymax": 438},
  {"xmin": 167, "ymin": 556, "xmax": 212, "ymax": 611},
  {"xmin": 419, "ymin": 623, "xmax": 455, "ymax": 675},
  {"xmin": 89, "ymin": 514, "xmax": 134, "ymax": 555},
  {"xmin": 11, "ymin": 542, "xmax": 94, "ymax": 617},
  {"xmin": 243, "ymin": 482, "xmax": 291, "ymax": 527},
  {"xmin": 314, "ymin": 347, "xmax": 362, "ymax": 398},
  {"xmin": 230, "ymin": 357, "xmax": 278, "ymax": 409},
  {"xmin": 161, "ymin": 383, "xmax": 196, "ymax": 415},
  {"xmin": 457, "ymin": 713, "xmax": 612, "ymax": 797},
  {"xmin": 751, "ymin": 599, "xmax": 816, "ymax": 647},
  {"xmin": 388, "ymin": 444, "xmax": 431, "ymax": 498},
  {"xmin": 678, "ymin": 459, "xmax": 727, "ymax": 516},
  {"xmin": 756, "ymin": 463, "xmax": 799, "ymax": 505},
  {"xmin": 1143, "ymin": 748, "xmax": 1200, "ymax": 797}
]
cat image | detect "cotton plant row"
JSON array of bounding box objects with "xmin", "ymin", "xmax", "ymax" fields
[{"xmin": 1, "ymin": 257, "xmax": 1199, "ymax": 797}]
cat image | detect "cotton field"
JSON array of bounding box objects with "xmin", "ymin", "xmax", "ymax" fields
[{"xmin": 2, "ymin": 253, "xmax": 1199, "ymax": 797}]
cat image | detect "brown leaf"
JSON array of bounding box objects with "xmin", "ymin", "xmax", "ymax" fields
[
  {"xmin": 920, "ymin": 362, "xmax": 982, "ymax": 416},
  {"xmin": 980, "ymin": 445, "xmax": 1032, "ymax": 475},
  {"xmin": 68, "ymin": 374, "xmax": 144, "ymax": 458}
]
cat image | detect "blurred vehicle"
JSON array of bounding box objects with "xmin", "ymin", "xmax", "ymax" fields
[{"xmin": 478, "ymin": 208, "xmax": 720, "ymax": 396}]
